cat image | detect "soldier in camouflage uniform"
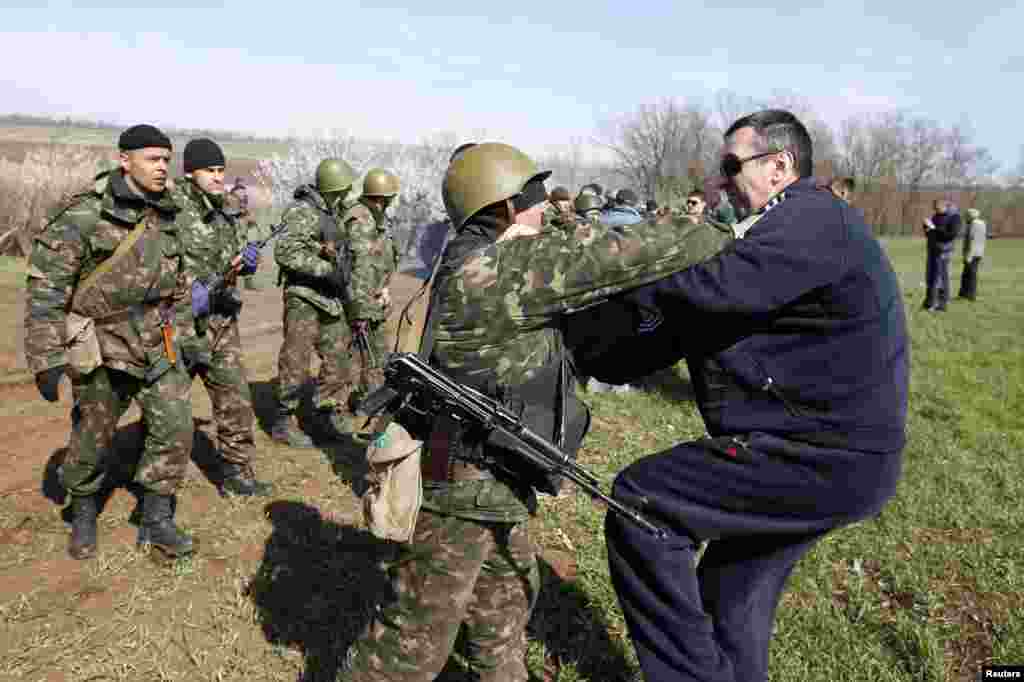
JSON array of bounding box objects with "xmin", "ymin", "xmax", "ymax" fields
[
  {"xmin": 343, "ymin": 143, "xmax": 731, "ymax": 681},
  {"xmin": 334, "ymin": 168, "xmax": 401, "ymax": 438},
  {"xmin": 271, "ymin": 158, "xmax": 357, "ymax": 447},
  {"xmin": 24, "ymin": 124, "xmax": 196, "ymax": 560},
  {"xmin": 173, "ymin": 138, "xmax": 272, "ymax": 496}
]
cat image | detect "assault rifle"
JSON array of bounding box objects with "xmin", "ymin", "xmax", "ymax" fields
[
  {"xmin": 203, "ymin": 219, "xmax": 290, "ymax": 303},
  {"xmin": 360, "ymin": 352, "xmax": 666, "ymax": 538}
]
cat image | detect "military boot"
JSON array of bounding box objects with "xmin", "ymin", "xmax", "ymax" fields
[
  {"xmin": 67, "ymin": 494, "xmax": 98, "ymax": 560},
  {"xmin": 271, "ymin": 412, "xmax": 316, "ymax": 448},
  {"xmin": 137, "ymin": 493, "xmax": 194, "ymax": 557},
  {"xmin": 219, "ymin": 462, "xmax": 274, "ymax": 497}
]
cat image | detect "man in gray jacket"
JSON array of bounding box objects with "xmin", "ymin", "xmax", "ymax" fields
[{"xmin": 957, "ymin": 207, "xmax": 987, "ymax": 301}]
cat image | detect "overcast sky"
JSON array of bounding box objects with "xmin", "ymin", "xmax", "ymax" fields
[{"xmin": 2, "ymin": 1, "xmax": 1020, "ymax": 171}]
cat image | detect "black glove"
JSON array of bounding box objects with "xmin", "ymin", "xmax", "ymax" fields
[{"xmin": 36, "ymin": 364, "xmax": 69, "ymax": 402}]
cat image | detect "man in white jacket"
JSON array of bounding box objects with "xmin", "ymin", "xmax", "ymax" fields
[{"xmin": 958, "ymin": 208, "xmax": 987, "ymax": 301}]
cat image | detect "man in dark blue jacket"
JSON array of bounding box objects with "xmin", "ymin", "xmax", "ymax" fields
[
  {"xmin": 585, "ymin": 109, "xmax": 908, "ymax": 682},
  {"xmin": 922, "ymin": 198, "xmax": 961, "ymax": 311}
]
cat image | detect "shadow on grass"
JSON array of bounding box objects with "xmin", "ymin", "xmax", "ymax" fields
[
  {"xmin": 528, "ymin": 554, "xmax": 638, "ymax": 682},
  {"xmin": 250, "ymin": 378, "xmax": 370, "ymax": 495},
  {"xmin": 246, "ymin": 500, "xmax": 397, "ymax": 682},
  {"xmin": 246, "ymin": 500, "xmax": 634, "ymax": 681}
]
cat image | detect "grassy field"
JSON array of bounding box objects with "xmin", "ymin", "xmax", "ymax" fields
[
  {"xmin": 0, "ymin": 125, "xmax": 292, "ymax": 162},
  {"xmin": 532, "ymin": 237, "xmax": 1023, "ymax": 681},
  {"xmin": 0, "ymin": 238, "xmax": 1021, "ymax": 681}
]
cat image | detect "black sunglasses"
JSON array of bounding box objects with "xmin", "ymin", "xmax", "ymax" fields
[
  {"xmin": 720, "ymin": 150, "xmax": 781, "ymax": 178},
  {"xmin": 685, "ymin": 199, "xmax": 701, "ymax": 206}
]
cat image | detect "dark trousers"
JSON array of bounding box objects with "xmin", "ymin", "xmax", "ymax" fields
[
  {"xmin": 923, "ymin": 245, "xmax": 953, "ymax": 308},
  {"xmin": 605, "ymin": 432, "xmax": 899, "ymax": 682},
  {"xmin": 958, "ymin": 257, "xmax": 982, "ymax": 301}
]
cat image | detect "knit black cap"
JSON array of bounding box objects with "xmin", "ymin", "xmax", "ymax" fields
[
  {"xmin": 183, "ymin": 138, "xmax": 226, "ymax": 174},
  {"xmin": 118, "ymin": 124, "xmax": 172, "ymax": 152}
]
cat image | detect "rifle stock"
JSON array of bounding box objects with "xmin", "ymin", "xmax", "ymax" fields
[{"xmin": 359, "ymin": 353, "xmax": 665, "ymax": 538}]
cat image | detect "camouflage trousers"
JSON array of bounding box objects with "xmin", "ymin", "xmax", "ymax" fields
[
  {"xmin": 345, "ymin": 511, "xmax": 540, "ymax": 682},
  {"xmin": 348, "ymin": 319, "xmax": 390, "ymax": 414},
  {"xmin": 276, "ymin": 295, "xmax": 389, "ymax": 416},
  {"xmin": 276, "ymin": 295, "xmax": 352, "ymax": 414},
  {"xmin": 192, "ymin": 317, "xmax": 255, "ymax": 465},
  {"xmin": 62, "ymin": 364, "xmax": 193, "ymax": 497}
]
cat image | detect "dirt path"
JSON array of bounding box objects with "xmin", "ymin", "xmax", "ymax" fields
[{"xmin": 0, "ymin": 272, "xmax": 431, "ymax": 681}]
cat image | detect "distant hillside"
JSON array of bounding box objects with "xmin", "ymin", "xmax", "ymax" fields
[{"xmin": 0, "ymin": 114, "xmax": 292, "ymax": 162}]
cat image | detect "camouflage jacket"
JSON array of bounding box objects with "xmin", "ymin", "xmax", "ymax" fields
[
  {"xmin": 342, "ymin": 198, "xmax": 398, "ymax": 321},
  {"xmin": 24, "ymin": 171, "xmax": 190, "ymax": 379},
  {"xmin": 274, "ymin": 185, "xmax": 346, "ymax": 317},
  {"xmin": 172, "ymin": 178, "xmax": 247, "ymax": 359},
  {"xmin": 173, "ymin": 178, "xmax": 247, "ymax": 286},
  {"xmin": 422, "ymin": 214, "xmax": 733, "ymax": 522},
  {"xmin": 542, "ymin": 200, "xmax": 575, "ymax": 231}
]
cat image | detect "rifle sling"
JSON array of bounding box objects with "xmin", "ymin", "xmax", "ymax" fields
[{"xmin": 70, "ymin": 215, "xmax": 150, "ymax": 313}]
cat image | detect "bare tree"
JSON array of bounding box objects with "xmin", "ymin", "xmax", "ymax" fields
[{"xmin": 599, "ymin": 98, "xmax": 719, "ymax": 205}]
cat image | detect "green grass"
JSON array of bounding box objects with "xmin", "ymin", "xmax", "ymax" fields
[
  {"xmin": 0, "ymin": 238, "xmax": 1020, "ymax": 681},
  {"xmin": 521, "ymin": 237, "xmax": 1024, "ymax": 681}
]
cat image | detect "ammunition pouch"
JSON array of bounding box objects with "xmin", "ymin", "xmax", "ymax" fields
[{"xmin": 64, "ymin": 312, "xmax": 103, "ymax": 379}]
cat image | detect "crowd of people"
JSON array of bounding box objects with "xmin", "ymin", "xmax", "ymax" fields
[{"xmin": 25, "ymin": 107, "xmax": 983, "ymax": 681}]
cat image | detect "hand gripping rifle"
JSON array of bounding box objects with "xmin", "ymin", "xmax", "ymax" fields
[
  {"xmin": 203, "ymin": 219, "xmax": 290, "ymax": 302},
  {"xmin": 360, "ymin": 352, "xmax": 666, "ymax": 538}
]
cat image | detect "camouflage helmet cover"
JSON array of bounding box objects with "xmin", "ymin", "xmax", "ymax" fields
[
  {"xmin": 443, "ymin": 142, "xmax": 551, "ymax": 229},
  {"xmin": 362, "ymin": 168, "xmax": 400, "ymax": 197},
  {"xmin": 315, "ymin": 158, "xmax": 357, "ymax": 194}
]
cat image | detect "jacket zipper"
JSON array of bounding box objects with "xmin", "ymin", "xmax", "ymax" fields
[{"xmin": 760, "ymin": 376, "xmax": 807, "ymax": 418}]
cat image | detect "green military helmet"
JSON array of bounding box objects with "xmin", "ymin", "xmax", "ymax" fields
[
  {"xmin": 574, "ymin": 192, "xmax": 604, "ymax": 214},
  {"xmin": 443, "ymin": 142, "xmax": 551, "ymax": 229},
  {"xmin": 315, "ymin": 158, "xmax": 357, "ymax": 194},
  {"xmin": 362, "ymin": 168, "xmax": 400, "ymax": 197}
]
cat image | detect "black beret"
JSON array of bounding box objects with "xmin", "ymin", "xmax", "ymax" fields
[
  {"xmin": 118, "ymin": 124, "xmax": 172, "ymax": 152},
  {"xmin": 183, "ymin": 138, "xmax": 226, "ymax": 174}
]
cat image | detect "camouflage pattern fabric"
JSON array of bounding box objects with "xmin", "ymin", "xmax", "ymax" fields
[
  {"xmin": 342, "ymin": 198, "xmax": 399, "ymax": 322},
  {"xmin": 173, "ymin": 178, "xmax": 256, "ymax": 464},
  {"xmin": 193, "ymin": 312, "xmax": 256, "ymax": 464},
  {"xmin": 344, "ymin": 511, "xmax": 539, "ymax": 682},
  {"xmin": 423, "ymin": 214, "xmax": 733, "ymax": 523},
  {"xmin": 348, "ymin": 320, "xmax": 391, "ymax": 416},
  {"xmin": 344, "ymin": 212, "xmax": 731, "ymax": 680},
  {"xmin": 275, "ymin": 295, "xmax": 352, "ymax": 413},
  {"xmin": 24, "ymin": 170, "xmax": 191, "ymax": 378},
  {"xmin": 541, "ymin": 200, "xmax": 575, "ymax": 231},
  {"xmin": 25, "ymin": 170, "xmax": 194, "ymax": 497},
  {"xmin": 62, "ymin": 364, "xmax": 193, "ymax": 496},
  {"xmin": 274, "ymin": 187, "xmax": 346, "ymax": 317}
]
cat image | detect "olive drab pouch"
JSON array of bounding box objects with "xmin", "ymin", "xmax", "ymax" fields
[
  {"xmin": 362, "ymin": 421, "xmax": 423, "ymax": 542},
  {"xmin": 64, "ymin": 312, "xmax": 102, "ymax": 377}
]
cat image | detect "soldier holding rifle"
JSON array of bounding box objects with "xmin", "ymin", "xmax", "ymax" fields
[
  {"xmin": 342, "ymin": 142, "xmax": 730, "ymax": 682},
  {"xmin": 337, "ymin": 168, "xmax": 401, "ymax": 437},
  {"xmin": 173, "ymin": 138, "xmax": 272, "ymax": 496},
  {"xmin": 271, "ymin": 158, "xmax": 358, "ymax": 447}
]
